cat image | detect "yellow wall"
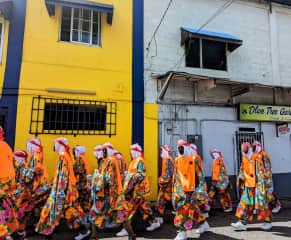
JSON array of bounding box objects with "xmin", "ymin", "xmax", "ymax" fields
[
  {"xmin": 0, "ymin": 18, "xmax": 10, "ymax": 97},
  {"xmin": 144, "ymin": 103, "xmax": 159, "ymax": 200},
  {"xmin": 15, "ymin": 0, "xmax": 133, "ymax": 177}
]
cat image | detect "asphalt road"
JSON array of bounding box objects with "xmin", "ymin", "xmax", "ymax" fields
[{"xmin": 26, "ymin": 200, "xmax": 291, "ymax": 240}]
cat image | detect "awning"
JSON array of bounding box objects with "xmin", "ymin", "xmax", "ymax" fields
[
  {"xmin": 0, "ymin": 0, "xmax": 13, "ymax": 20},
  {"xmin": 45, "ymin": 0, "xmax": 114, "ymax": 25},
  {"xmin": 154, "ymin": 71, "xmax": 253, "ymax": 101},
  {"xmin": 181, "ymin": 27, "xmax": 242, "ymax": 52}
]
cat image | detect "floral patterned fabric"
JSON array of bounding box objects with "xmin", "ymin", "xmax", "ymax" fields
[
  {"xmin": 235, "ymin": 153, "xmax": 271, "ymax": 223},
  {"xmin": 172, "ymin": 155, "xmax": 207, "ymax": 230},
  {"xmin": 0, "ymin": 178, "xmax": 19, "ymax": 238},
  {"xmin": 36, "ymin": 152, "xmax": 86, "ymax": 236},
  {"xmin": 261, "ymin": 152, "xmax": 275, "ymax": 206},
  {"xmin": 89, "ymin": 156, "xmax": 123, "ymax": 228},
  {"xmin": 74, "ymin": 157, "xmax": 91, "ymax": 213},
  {"xmin": 156, "ymin": 158, "xmax": 174, "ymax": 216},
  {"xmin": 14, "ymin": 160, "xmax": 35, "ymax": 231},
  {"xmin": 116, "ymin": 157, "xmax": 153, "ymax": 223},
  {"xmin": 209, "ymin": 157, "xmax": 232, "ymax": 210}
]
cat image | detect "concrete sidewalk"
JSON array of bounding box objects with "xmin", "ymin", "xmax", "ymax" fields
[{"xmin": 27, "ymin": 200, "xmax": 291, "ymax": 240}]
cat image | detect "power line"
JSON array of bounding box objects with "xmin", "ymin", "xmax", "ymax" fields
[
  {"xmin": 145, "ymin": 0, "xmax": 174, "ymax": 69},
  {"xmin": 145, "ymin": 0, "xmax": 174, "ymax": 53}
]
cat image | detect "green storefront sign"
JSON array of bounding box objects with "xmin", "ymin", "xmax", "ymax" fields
[{"xmin": 239, "ymin": 104, "xmax": 291, "ymax": 122}]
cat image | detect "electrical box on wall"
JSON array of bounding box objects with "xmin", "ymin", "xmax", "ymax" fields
[{"xmin": 187, "ymin": 134, "xmax": 203, "ymax": 157}]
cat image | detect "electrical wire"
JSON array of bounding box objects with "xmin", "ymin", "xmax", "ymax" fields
[
  {"xmin": 145, "ymin": 0, "xmax": 174, "ymax": 53},
  {"xmin": 145, "ymin": 0, "xmax": 174, "ymax": 70}
]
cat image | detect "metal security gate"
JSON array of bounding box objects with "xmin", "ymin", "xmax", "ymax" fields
[
  {"xmin": 235, "ymin": 131, "xmax": 264, "ymax": 169},
  {"xmin": 235, "ymin": 131, "xmax": 264, "ymax": 198}
]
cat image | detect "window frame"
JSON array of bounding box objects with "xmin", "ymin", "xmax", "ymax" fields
[
  {"xmin": 59, "ymin": 7, "xmax": 102, "ymax": 47},
  {"xmin": 30, "ymin": 96, "xmax": 117, "ymax": 136},
  {"xmin": 185, "ymin": 37, "xmax": 228, "ymax": 71},
  {"xmin": 0, "ymin": 19, "xmax": 5, "ymax": 64}
]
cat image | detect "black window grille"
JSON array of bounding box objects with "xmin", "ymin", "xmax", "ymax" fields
[{"xmin": 30, "ymin": 96, "xmax": 117, "ymax": 136}]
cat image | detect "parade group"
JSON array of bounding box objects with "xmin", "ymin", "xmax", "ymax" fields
[{"xmin": 0, "ymin": 126, "xmax": 282, "ymax": 240}]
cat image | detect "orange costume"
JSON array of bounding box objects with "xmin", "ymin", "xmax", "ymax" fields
[
  {"xmin": 26, "ymin": 138, "xmax": 51, "ymax": 209},
  {"xmin": 36, "ymin": 138, "xmax": 86, "ymax": 236},
  {"xmin": 0, "ymin": 127, "xmax": 19, "ymax": 238},
  {"xmin": 73, "ymin": 146, "xmax": 92, "ymax": 213},
  {"xmin": 234, "ymin": 142, "xmax": 272, "ymax": 227},
  {"xmin": 208, "ymin": 149, "xmax": 232, "ymax": 211},
  {"xmin": 156, "ymin": 145, "xmax": 174, "ymax": 217},
  {"xmin": 172, "ymin": 140, "xmax": 209, "ymax": 239}
]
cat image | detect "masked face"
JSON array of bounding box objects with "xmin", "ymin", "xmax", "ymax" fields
[
  {"xmin": 103, "ymin": 148, "xmax": 108, "ymax": 158},
  {"xmin": 72, "ymin": 148, "xmax": 77, "ymax": 160},
  {"xmin": 14, "ymin": 157, "xmax": 25, "ymax": 167},
  {"xmin": 178, "ymin": 146, "xmax": 184, "ymax": 155}
]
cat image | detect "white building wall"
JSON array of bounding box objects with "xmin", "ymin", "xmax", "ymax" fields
[
  {"xmin": 159, "ymin": 105, "xmax": 291, "ymax": 177},
  {"xmin": 145, "ymin": 0, "xmax": 291, "ymax": 103}
]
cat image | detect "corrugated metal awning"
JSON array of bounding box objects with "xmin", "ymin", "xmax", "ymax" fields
[
  {"xmin": 45, "ymin": 0, "xmax": 114, "ymax": 24},
  {"xmin": 181, "ymin": 27, "xmax": 242, "ymax": 52},
  {"xmin": 0, "ymin": 0, "xmax": 13, "ymax": 20}
]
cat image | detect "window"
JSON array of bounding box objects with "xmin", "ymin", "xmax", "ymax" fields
[
  {"xmin": 30, "ymin": 96, "xmax": 117, "ymax": 136},
  {"xmin": 185, "ymin": 38, "xmax": 227, "ymax": 71},
  {"xmin": 60, "ymin": 7, "xmax": 101, "ymax": 46},
  {"xmin": 0, "ymin": 21, "xmax": 4, "ymax": 63}
]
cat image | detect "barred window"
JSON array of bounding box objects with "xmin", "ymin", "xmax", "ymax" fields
[
  {"xmin": 60, "ymin": 7, "xmax": 101, "ymax": 46},
  {"xmin": 30, "ymin": 96, "xmax": 116, "ymax": 136}
]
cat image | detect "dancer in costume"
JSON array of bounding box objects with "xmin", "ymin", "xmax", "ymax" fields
[
  {"xmin": 208, "ymin": 149, "xmax": 232, "ymax": 212},
  {"xmin": 173, "ymin": 140, "xmax": 210, "ymax": 240}
]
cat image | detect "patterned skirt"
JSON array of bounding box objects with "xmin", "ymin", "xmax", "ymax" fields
[{"xmin": 0, "ymin": 179, "xmax": 19, "ymax": 238}]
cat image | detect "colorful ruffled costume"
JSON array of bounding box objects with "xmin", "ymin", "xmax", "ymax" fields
[
  {"xmin": 235, "ymin": 142, "xmax": 272, "ymax": 223},
  {"xmin": 36, "ymin": 137, "xmax": 86, "ymax": 236},
  {"xmin": 73, "ymin": 146, "xmax": 92, "ymax": 213},
  {"xmin": 208, "ymin": 149, "xmax": 232, "ymax": 211},
  {"xmin": 172, "ymin": 140, "xmax": 208, "ymax": 231},
  {"xmin": 89, "ymin": 143, "xmax": 123, "ymax": 228},
  {"xmin": 0, "ymin": 127, "xmax": 19, "ymax": 238},
  {"xmin": 26, "ymin": 138, "xmax": 51, "ymax": 209},
  {"xmin": 156, "ymin": 145, "xmax": 174, "ymax": 216}
]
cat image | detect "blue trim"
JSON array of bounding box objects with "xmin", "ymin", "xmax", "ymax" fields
[
  {"xmin": 132, "ymin": 0, "xmax": 144, "ymax": 147},
  {"xmin": 181, "ymin": 27, "xmax": 242, "ymax": 52},
  {"xmin": 45, "ymin": 0, "xmax": 114, "ymax": 24},
  {"xmin": 0, "ymin": 0, "xmax": 26, "ymax": 147},
  {"xmin": 0, "ymin": 0, "xmax": 13, "ymax": 20},
  {"xmin": 182, "ymin": 27, "xmax": 242, "ymax": 42}
]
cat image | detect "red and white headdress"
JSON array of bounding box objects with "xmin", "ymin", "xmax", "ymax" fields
[
  {"xmin": 73, "ymin": 145, "xmax": 86, "ymax": 157},
  {"xmin": 189, "ymin": 144, "xmax": 198, "ymax": 156},
  {"xmin": 103, "ymin": 142, "xmax": 114, "ymax": 157},
  {"xmin": 252, "ymin": 141, "xmax": 262, "ymax": 153},
  {"xmin": 160, "ymin": 145, "xmax": 172, "ymax": 159},
  {"xmin": 210, "ymin": 149, "xmax": 222, "ymax": 160},
  {"xmin": 27, "ymin": 138, "xmax": 43, "ymax": 154},
  {"xmin": 113, "ymin": 150, "xmax": 122, "ymax": 159},
  {"xmin": 54, "ymin": 137, "xmax": 70, "ymax": 154},
  {"xmin": 130, "ymin": 143, "xmax": 143, "ymax": 159},
  {"xmin": 177, "ymin": 139, "xmax": 191, "ymax": 157},
  {"xmin": 14, "ymin": 150, "xmax": 28, "ymax": 166},
  {"xmin": 93, "ymin": 145, "xmax": 103, "ymax": 159}
]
